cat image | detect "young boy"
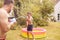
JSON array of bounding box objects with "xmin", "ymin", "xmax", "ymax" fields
[{"xmin": 26, "ymin": 12, "xmax": 35, "ymax": 40}]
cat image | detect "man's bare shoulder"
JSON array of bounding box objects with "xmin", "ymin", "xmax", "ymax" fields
[
  {"xmin": 0, "ymin": 8, "xmax": 4, "ymax": 14},
  {"xmin": 0, "ymin": 8, "xmax": 7, "ymax": 18}
]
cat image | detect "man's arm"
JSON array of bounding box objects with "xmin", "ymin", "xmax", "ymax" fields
[{"xmin": 0, "ymin": 12, "xmax": 11, "ymax": 33}]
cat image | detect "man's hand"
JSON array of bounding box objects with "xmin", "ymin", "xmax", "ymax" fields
[{"xmin": 8, "ymin": 18, "xmax": 16, "ymax": 28}]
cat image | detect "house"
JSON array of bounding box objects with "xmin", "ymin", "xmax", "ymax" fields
[{"xmin": 54, "ymin": 0, "xmax": 60, "ymax": 22}]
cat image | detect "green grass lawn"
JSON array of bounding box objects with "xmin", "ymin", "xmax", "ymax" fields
[{"xmin": 6, "ymin": 22, "xmax": 60, "ymax": 40}]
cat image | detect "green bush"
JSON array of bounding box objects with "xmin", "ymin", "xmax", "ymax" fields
[
  {"xmin": 0, "ymin": 2, "xmax": 3, "ymax": 8},
  {"xmin": 14, "ymin": 0, "xmax": 54, "ymax": 27},
  {"xmin": 17, "ymin": 16, "xmax": 26, "ymax": 26},
  {"xmin": 37, "ymin": 19, "xmax": 48, "ymax": 26},
  {"xmin": 33, "ymin": 13, "xmax": 48, "ymax": 27}
]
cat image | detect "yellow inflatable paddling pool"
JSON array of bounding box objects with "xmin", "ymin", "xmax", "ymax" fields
[{"xmin": 21, "ymin": 28, "xmax": 46, "ymax": 38}]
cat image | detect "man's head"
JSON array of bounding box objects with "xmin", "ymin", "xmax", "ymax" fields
[{"xmin": 4, "ymin": 0, "xmax": 14, "ymax": 13}]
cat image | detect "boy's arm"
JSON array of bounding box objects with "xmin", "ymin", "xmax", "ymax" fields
[
  {"xmin": 26, "ymin": 17, "xmax": 29, "ymax": 26},
  {"xmin": 26, "ymin": 21, "xmax": 28, "ymax": 26}
]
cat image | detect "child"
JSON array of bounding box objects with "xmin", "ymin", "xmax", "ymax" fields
[{"xmin": 26, "ymin": 12, "xmax": 35, "ymax": 40}]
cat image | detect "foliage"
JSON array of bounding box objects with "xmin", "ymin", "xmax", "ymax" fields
[
  {"xmin": 14, "ymin": 0, "xmax": 54, "ymax": 26},
  {"xmin": 17, "ymin": 16, "xmax": 26, "ymax": 26},
  {"xmin": 0, "ymin": 0, "xmax": 3, "ymax": 8}
]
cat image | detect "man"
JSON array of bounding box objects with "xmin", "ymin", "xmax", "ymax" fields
[
  {"xmin": 26, "ymin": 12, "xmax": 35, "ymax": 40},
  {"xmin": 0, "ymin": 0, "xmax": 14, "ymax": 40}
]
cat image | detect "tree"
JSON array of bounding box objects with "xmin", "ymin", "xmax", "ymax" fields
[
  {"xmin": 14, "ymin": 0, "xmax": 54, "ymax": 26},
  {"xmin": 0, "ymin": 0, "xmax": 3, "ymax": 8}
]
